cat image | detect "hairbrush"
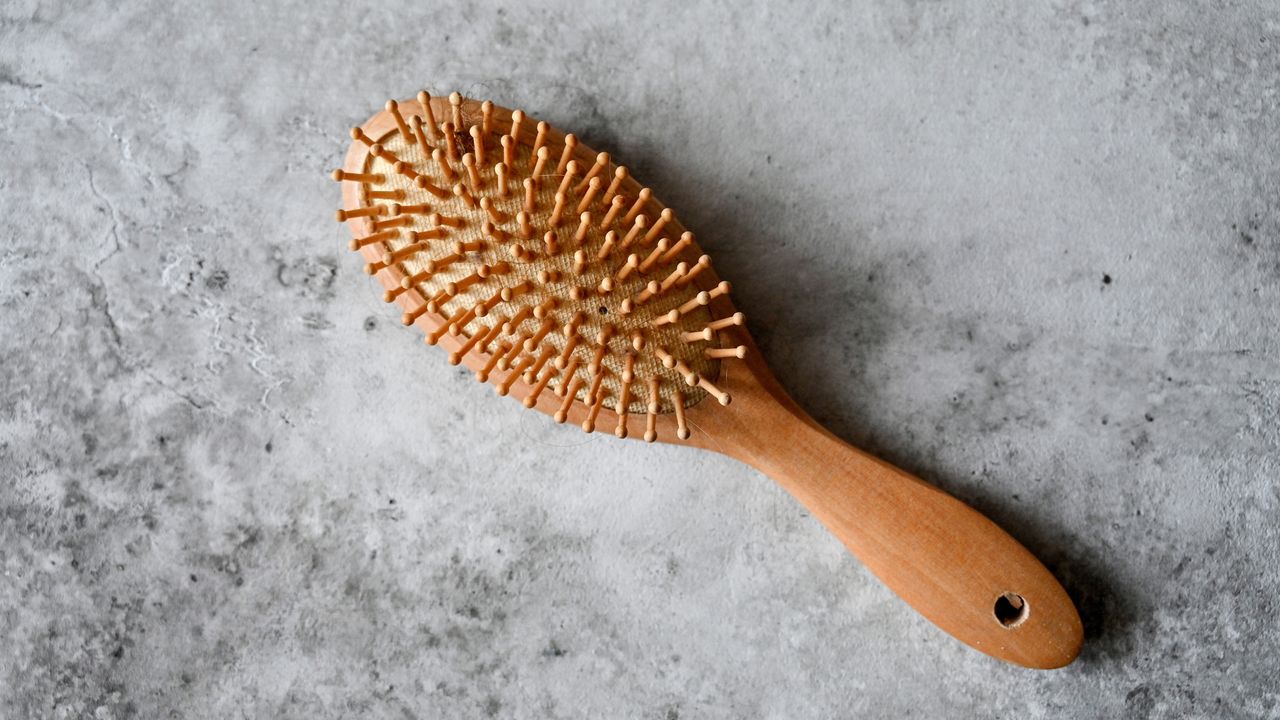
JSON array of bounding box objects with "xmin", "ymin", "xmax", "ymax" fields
[{"xmin": 332, "ymin": 91, "xmax": 1083, "ymax": 669}]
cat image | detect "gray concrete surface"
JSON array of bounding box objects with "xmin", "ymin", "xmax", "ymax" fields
[{"xmin": 2, "ymin": 0, "xmax": 1278, "ymax": 717}]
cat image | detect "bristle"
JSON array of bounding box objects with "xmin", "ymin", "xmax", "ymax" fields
[
  {"xmin": 523, "ymin": 178, "xmax": 537, "ymax": 212},
  {"xmin": 532, "ymin": 120, "xmax": 547, "ymax": 156},
  {"xmin": 639, "ymin": 237, "xmax": 671, "ymax": 274},
  {"xmin": 474, "ymin": 289, "xmax": 503, "ymax": 317},
  {"xmin": 509, "ymin": 243, "xmax": 534, "ymax": 263},
  {"xmin": 557, "ymin": 161, "xmax": 579, "ymax": 197},
  {"xmin": 504, "ymin": 306, "xmax": 532, "ymax": 333},
  {"xmin": 681, "ymin": 327, "xmax": 713, "ymax": 343},
  {"xmin": 698, "ymin": 376, "xmax": 731, "ymax": 405},
  {"xmin": 411, "ymin": 227, "xmax": 446, "ymax": 242},
  {"xmin": 500, "ymin": 333, "xmax": 530, "ymax": 369},
  {"xmin": 332, "ymin": 169, "xmax": 384, "ymax": 184},
  {"xmin": 371, "ymin": 215, "xmax": 413, "ymax": 232},
  {"xmin": 349, "ymin": 228, "xmax": 399, "ymax": 251},
  {"xmin": 602, "ymin": 167, "xmax": 628, "ymax": 206},
  {"xmin": 600, "ymin": 196, "xmax": 626, "ymax": 229},
  {"xmin": 554, "ymin": 375, "xmax": 583, "ymax": 422},
  {"xmin": 448, "ymin": 92, "xmax": 464, "ymax": 130},
  {"xmin": 525, "ymin": 317, "xmax": 555, "ymax": 350},
  {"xmin": 387, "ymin": 99, "xmax": 412, "ymax": 143},
  {"xmin": 481, "ymin": 100, "xmax": 494, "ymax": 135},
  {"xmin": 400, "ymin": 269, "xmax": 431, "ymax": 289},
  {"xmin": 453, "ymin": 182, "xmax": 477, "ymax": 208},
  {"xmin": 501, "ymin": 279, "xmax": 533, "ymax": 302},
  {"xmin": 650, "ymin": 309, "xmax": 681, "ymax": 328},
  {"xmin": 589, "ymin": 342, "xmax": 608, "ymax": 375},
  {"xmin": 350, "ymin": 127, "xmax": 374, "ymax": 147},
  {"xmin": 644, "ymin": 377, "xmax": 660, "ymax": 442},
  {"xmin": 417, "ymin": 91, "xmax": 439, "ymax": 140},
  {"xmin": 658, "ymin": 262, "xmax": 688, "ymax": 295},
  {"xmin": 524, "ymin": 362, "xmax": 557, "ymax": 407},
  {"xmin": 502, "ymin": 135, "xmax": 517, "ymax": 167},
  {"xmin": 543, "ymin": 231, "xmax": 559, "ymax": 255},
  {"xmin": 706, "ymin": 312, "xmax": 746, "ymax": 331},
  {"xmin": 662, "ymin": 232, "xmax": 694, "ymax": 264},
  {"xmin": 480, "ymin": 197, "xmax": 509, "ymax": 224},
  {"xmin": 383, "ymin": 241, "xmax": 428, "ymax": 265},
  {"xmin": 392, "ymin": 202, "xmax": 430, "ymax": 216},
  {"xmin": 495, "ymin": 163, "xmax": 510, "ymax": 197},
  {"xmin": 586, "ymin": 366, "xmax": 606, "ymax": 405},
  {"xmin": 477, "ymin": 342, "xmax": 509, "ymax": 382},
  {"xmin": 414, "ymin": 175, "xmax": 450, "ymax": 199},
  {"xmin": 476, "ymin": 319, "xmax": 506, "ymax": 354},
  {"xmin": 614, "ymin": 352, "xmax": 635, "ymax": 438},
  {"xmin": 532, "ymin": 147, "xmax": 550, "ymax": 178},
  {"xmin": 576, "ymin": 177, "xmax": 602, "ymax": 214},
  {"xmin": 392, "ymin": 161, "xmax": 419, "ymax": 182},
  {"xmin": 403, "ymin": 303, "xmax": 429, "ymax": 327},
  {"xmin": 573, "ymin": 212, "xmax": 592, "ymax": 243},
  {"xmin": 335, "ymin": 205, "xmax": 387, "ymax": 221},
  {"xmin": 497, "ymin": 353, "xmax": 535, "ymax": 396},
  {"xmin": 675, "ymin": 255, "xmax": 712, "ymax": 287},
  {"xmin": 674, "ymin": 390, "xmax": 691, "ymax": 439},
  {"xmin": 469, "ymin": 127, "xmax": 487, "ymax": 165},
  {"xmin": 443, "ymin": 122, "xmax": 459, "ymax": 162},
  {"xmin": 509, "ymin": 109, "xmax": 525, "ymax": 142},
  {"xmin": 549, "ymin": 193, "xmax": 567, "ymax": 227},
  {"xmin": 368, "ymin": 188, "xmax": 405, "ymax": 201},
  {"xmin": 463, "ymin": 153, "xmax": 482, "ymax": 189},
  {"xmin": 673, "ymin": 359, "xmax": 699, "ymax": 386},
  {"xmin": 621, "ymin": 216, "xmax": 647, "ymax": 249},
  {"xmin": 578, "ymin": 152, "xmax": 609, "ymax": 193},
  {"xmin": 615, "ymin": 254, "xmax": 640, "ymax": 282},
  {"xmin": 432, "ymin": 212, "xmax": 465, "ymax": 229},
  {"xmin": 410, "ymin": 114, "xmax": 430, "ymax": 149},
  {"xmin": 533, "ymin": 296, "xmax": 559, "ymax": 319},
  {"xmin": 645, "ymin": 208, "xmax": 673, "ymax": 244},
  {"xmin": 449, "ymin": 325, "xmax": 488, "ymax": 365},
  {"xmin": 623, "ymin": 188, "xmax": 652, "ymax": 225},
  {"xmin": 556, "ymin": 331, "xmax": 581, "ymax": 368},
  {"xmin": 596, "ymin": 231, "xmax": 618, "ymax": 261},
  {"xmin": 525, "ymin": 345, "xmax": 555, "ymax": 383},
  {"xmin": 483, "ymin": 221, "xmax": 509, "ymax": 243},
  {"xmin": 425, "ymin": 252, "xmax": 462, "ymax": 273},
  {"xmin": 519, "ymin": 211, "xmax": 534, "ymax": 239},
  {"xmin": 653, "ymin": 346, "xmax": 676, "ymax": 368},
  {"xmin": 705, "ymin": 345, "xmax": 747, "ymax": 360},
  {"xmin": 433, "ymin": 148, "xmax": 457, "ymax": 183},
  {"xmin": 557, "ymin": 134, "xmax": 578, "ymax": 175}
]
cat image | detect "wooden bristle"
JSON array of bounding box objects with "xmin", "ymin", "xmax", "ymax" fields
[
  {"xmin": 387, "ymin": 99, "xmax": 412, "ymax": 143},
  {"xmin": 417, "ymin": 91, "xmax": 439, "ymax": 140}
]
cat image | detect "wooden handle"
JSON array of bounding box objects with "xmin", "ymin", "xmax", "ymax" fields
[{"xmin": 715, "ymin": 395, "xmax": 1083, "ymax": 668}]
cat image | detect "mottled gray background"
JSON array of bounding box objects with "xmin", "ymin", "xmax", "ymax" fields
[{"xmin": 2, "ymin": 0, "xmax": 1278, "ymax": 717}]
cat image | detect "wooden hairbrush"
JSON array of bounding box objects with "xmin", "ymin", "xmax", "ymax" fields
[{"xmin": 333, "ymin": 91, "xmax": 1084, "ymax": 669}]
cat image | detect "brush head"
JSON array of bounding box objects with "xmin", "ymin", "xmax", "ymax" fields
[{"xmin": 334, "ymin": 92, "xmax": 746, "ymax": 442}]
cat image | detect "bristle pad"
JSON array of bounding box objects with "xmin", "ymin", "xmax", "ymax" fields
[{"xmin": 352, "ymin": 96, "xmax": 738, "ymax": 416}]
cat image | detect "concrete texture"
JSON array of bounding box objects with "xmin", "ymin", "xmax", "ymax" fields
[{"xmin": 2, "ymin": 0, "xmax": 1278, "ymax": 716}]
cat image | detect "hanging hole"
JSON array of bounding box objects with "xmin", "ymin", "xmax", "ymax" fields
[{"xmin": 994, "ymin": 592, "xmax": 1028, "ymax": 628}]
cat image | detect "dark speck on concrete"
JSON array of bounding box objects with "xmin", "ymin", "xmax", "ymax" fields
[{"xmin": 1102, "ymin": 273, "xmax": 1113, "ymax": 285}]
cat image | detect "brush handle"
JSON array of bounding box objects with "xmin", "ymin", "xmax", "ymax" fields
[{"xmin": 700, "ymin": 366, "xmax": 1083, "ymax": 668}]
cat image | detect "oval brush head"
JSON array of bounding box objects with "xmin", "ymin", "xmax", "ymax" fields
[{"xmin": 334, "ymin": 92, "xmax": 743, "ymax": 442}]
